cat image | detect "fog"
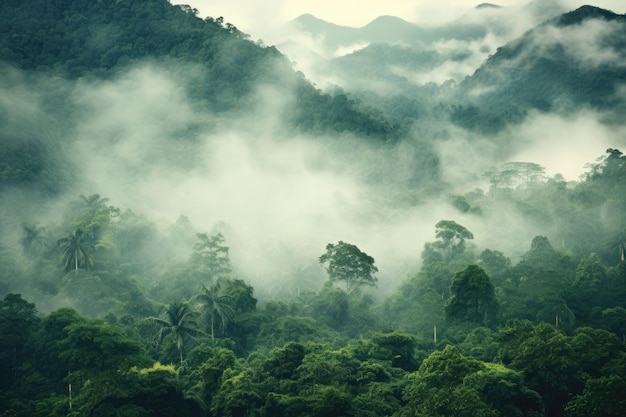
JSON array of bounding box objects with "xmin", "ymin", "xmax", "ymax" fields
[
  {"xmin": 67, "ymin": 67, "xmax": 442, "ymax": 297},
  {"xmin": 184, "ymin": 0, "xmax": 626, "ymax": 38},
  {"xmin": 4, "ymin": 60, "xmax": 624, "ymax": 306},
  {"xmin": 2, "ymin": 1, "xmax": 626, "ymax": 309}
]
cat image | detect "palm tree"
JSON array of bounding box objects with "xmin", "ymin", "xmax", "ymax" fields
[
  {"xmin": 57, "ymin": 229, "xmax": 95, "ymax": 272},
  {"xmin": 194, "ymin": 279, "xmax": 235, "ymax": 345},
  {"xmin": 20, "ymin": 222, "xmax": 46, "ymax": 257},
  {"xmin": 148, "ymin": 300, "xmax": 204, "ymax": 365},
  {"xmin": 80, "ymin": 193, "xmax": 109, "ymax": 209}
]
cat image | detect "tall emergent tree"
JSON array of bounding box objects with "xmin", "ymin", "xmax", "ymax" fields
[
  {"xmin": 445, "ymin": 265, "xmax": 499, "ymax": 326},
  {"xmin": 319, "ymin": 241, "xmax": 378, "ymax": 293},
  {"xmin": 190, "ymin": 232, "xmax": 232, "ymax": 279},
  {"xmin": 195, "ymin": 279, "xmax": 235, "ymax": 345},
  {"xmin": 57, "ymin": 229, "xmax": 95, "ymax": 272},
  {"xmin": 428, "ymin": 220, "xmax": 474, "ymax": 261},
  {"xmin": 149, "ymin": 300, "xmax": 204, "ymax": 365},
  {"xmin": 19, "ymin": 222, "xmax": 46, "ymax": 257},
  {"xmin": 79, "ymin": 193, "xmax": 109, "ymax": 209}
]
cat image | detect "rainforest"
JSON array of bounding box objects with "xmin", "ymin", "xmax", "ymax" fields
[{"xmin": 1, "ymin": 0, "xmax": 625, "ymax": 416}]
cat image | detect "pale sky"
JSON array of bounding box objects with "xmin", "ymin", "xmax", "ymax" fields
[{"xmin": 181, "ymin": 0, "xmax": 626, "ymax": 40}]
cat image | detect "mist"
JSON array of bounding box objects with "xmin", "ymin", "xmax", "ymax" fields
[
  {"xmin": 1, "ymin": 62, "xmax": 617, "ymax": 309},
  {"xmin": 3, "ymin": 1, "xmax": 626, "ymax": 312}
]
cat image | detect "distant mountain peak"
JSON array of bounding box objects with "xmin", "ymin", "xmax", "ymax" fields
[
  {"xmin": 292, "ymin": 13, "xmax": 350, "ymax": 29},
  {"xmin": 554, "ymin": 5, "xmax": 622, "ymax": 26},
  {"xmin": 365, "ymin": 15, "xmax": 412, "ymax": 26},
  {"xmin": 474, "ymin": 3, "xmax": 502, "ymax": 9}
]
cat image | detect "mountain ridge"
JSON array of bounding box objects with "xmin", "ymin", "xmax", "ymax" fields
[{"xmin": 451, "ymin": 5, "xmax": 626, "ymax": 132}]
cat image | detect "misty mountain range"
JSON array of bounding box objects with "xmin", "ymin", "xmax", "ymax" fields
[
  {"xmin": 285, "ymin": 0, "xmax": 565, "ymax": 52},
  {"xmin": 3, "ymin": 2, "xmax": 626, "ymax": 416},
  {"xmin": 279, "ymin": 2, "xmax": 626, "ymax": 133},
  {"xmin": 1, "ymin": 0, "xmax": 626, "ymax": 281}
]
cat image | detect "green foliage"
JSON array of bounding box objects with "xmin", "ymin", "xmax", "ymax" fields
[
  {"xmin": 59, "ymin": 319, "xmax": 149, "ymax": 374},
  {"xmin": 148, "ymin": 300, "xmax": 204, "ymax": 365},
  {"xmin": 0, "ymin": 294, "xmax": 39, "ymax": 390},
  {"xmin": 445, "ymin": 265, "xmax": 499, "ymax": 327},
  {"xmin": 74, "ymin": 362, "xmax": 201, "ymax": 417},
  {"xmin": 190, "ymin": 233, "xmax": 232, "ymax": 279},
  {"xmin": 496, "ymin": 321, "xmax": 584, "ymax": 417},
  {"xmin": 2, "ymin": 2, "xmax": 626, "ymax": 414},
  {"xmin": 566, "ymin": 375, "xmax": 626, "ymax": 417},
  {"xmin": 319, "ymin": 241, "xmax": 378, "ymax": 293},
  {"xmin": 369, "ymin": 331, "xmax": 418, "ymax": 371},
  {"xmin": 401, "ymin": 345, "xmax": 542, "ymax": 417},
  {"xmin": 57, "ymin": 229, "xmax": 96, "ymax": 272},
  {"xmin": 195, "ymin": 279, "xmax": 235, "ymax": 345}
]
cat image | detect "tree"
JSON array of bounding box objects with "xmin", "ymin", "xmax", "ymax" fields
[
  {"xmin": 79, "ymin": 193, "xmax": 109, "ymax": 209},
  {"xmin": 566, "ymin": 375, "xmax": 626, "ymax": 417},
  {"xmin": 75, "ymin": 363, "xmax": 201, "ymax": 417},
  {"xmin": 195, "ymin": 279, "xmax": 235, "ymax": 345},
  {"xmin": 401, "ymin": 345, "xmax": 495, "ymax": 417},
  {"xmin": 370, "ymin": 331, "xmax": 418, "ymax": 371},
  {"xmin": 211, "ymin": 369, "xmax": 262, "ymax": 417},
  {"xmin": 149, "ymin": 300, "xmax": 204, "ymax": 365},
  {"xmin": 421, "ymin": 220, "xmax": 475, "ymax": 267},
  {"xmin": 19, "ymin": 222, "xmax": 46, "ymax": 257},
  {"xmin": 0, "ymin": 294, "xmax": 39, "ymax": 389},
  {"xmin": 190, "ymin": 232, "xmax": 232, "ymax": 279},
  {"xmin": 319, "ymin": 241, "xmax": 378, "ymax": 293},
  {"xmin": 59, "ymin": 320, "xmax": 148, "ymax": 374},
  {"xmin": 496, "ymin": 321, "xmax": 583, "ymax": 417},
  {"xmin": 57, "ymin": 229, "xmax": 95, "ymax": 272},
  {"xmin": 401, "ymin": 345, "xmax": 542, "ymax": 417},
  {"xmin": 436, "ymin": 220, "xmax": 473, "ymax": 256},
  {"xmin": 445, "ymin": 265, "xmax": 499, "ymax": 327}
]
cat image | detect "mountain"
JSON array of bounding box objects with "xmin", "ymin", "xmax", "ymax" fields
[
  {"xmin": 302, "ymin": 3, "xmax": 626, "ymax": 135},
  {"xmin": 0, "ymin": 0, "xmax": 396, "ymax": 194},
  {"xmin": 475, "ymin": 3, "xmax": 503, "ymax": 9},
  {"xmin": 286, "ymin": 0, "xmax": 568, "ymax": 57},
  {"xmin": 288, "ymin": 13, "xmax": 424, "ymax": 54},
  {"xmin": 453, "ymin": 5, "xmax": 626, "ymax": 132},
  {"xmin": 279, "ymin": 0, "xmax": 570, "ymax": 100},
  {"xmin": 0, "ymin": 0, "xmax": 393, "ymax": 135}
]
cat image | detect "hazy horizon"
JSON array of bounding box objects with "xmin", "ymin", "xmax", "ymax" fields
[{"xmin": 181, "ymin": 0, "xmax": 626, "ymax": 40}]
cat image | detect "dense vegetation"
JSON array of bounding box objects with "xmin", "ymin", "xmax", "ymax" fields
[
  {"xmin": 1, "ymin": 148, "xmax": 625, "ymax": 417},
  {"xmin": 0, "ymin": 0, "xmax": 396, "ymax": 195},
  {"xmin": 1, "ymin": 0, "xmax": 626, "ymax": 416}
]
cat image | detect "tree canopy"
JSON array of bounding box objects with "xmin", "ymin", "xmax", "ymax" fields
[{"xmin": 319, "ymin": 241, "xmax": 378, "ymax": 293}]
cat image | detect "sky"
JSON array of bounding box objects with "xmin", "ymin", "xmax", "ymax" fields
[{"xmin": 182, "ymin": 0, "xmax": 626, "ymax": 39}]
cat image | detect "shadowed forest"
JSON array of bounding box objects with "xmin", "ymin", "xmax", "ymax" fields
[{"xmin": 1, "ymin": 0, "xmax": 626, "ymax": 416}]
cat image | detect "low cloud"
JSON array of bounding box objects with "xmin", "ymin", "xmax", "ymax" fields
[{"xmin": 532, "ymin": 19, "xmax": 626, "ymax": 70}]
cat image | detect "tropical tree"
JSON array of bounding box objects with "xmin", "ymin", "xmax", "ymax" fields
[
  {"xmin": 195, "ymin": 279, "xmax": 235, "ymax": 345},
  {"xmin": 445, "ymin": 265, "xmax": 500, "ymax": 327},
  {"xmin": 423, "ymin": 220, "xmax": 474, "ymax": 263},
  {"xmin": 401, "ymin": 344, "xmax": 543, "ymax": 417},
  {"xmin": 19, "ymin": 222, "xmax": 46, "ymax": 257},
  {"xmin": 79, "ymin": 193, "xmax": 110, "ymax": 209},
  {"xmin": 148, "ymin": 300, "xmax": 204, "ymax": 365},
  {"xmin": 319, "ymin": 241, "xmax": 378, "ymax": 293},
  {"xmin": 57, "ymin": 229, "xmax": 95, "ymax": 272},
  {"xmin": 190, "ymin": 232, "xmax": 232, "ymax": 279},
  {"xmin": 0, "ymin": 294, "xmax": 39, "ymax": 389}
]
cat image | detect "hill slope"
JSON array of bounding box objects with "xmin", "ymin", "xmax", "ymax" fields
[
  {"xmin": 452, "ymin": 5, "xmax": 626, "ymax": 131},
  {"xmin": 0, "ymin": 0, "xmax": 396, "ymax": 195}
]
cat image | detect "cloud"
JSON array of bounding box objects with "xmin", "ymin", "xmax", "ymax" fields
[
  {"xmin": 530, "ymin": 18, "xmax": 626, "ymax": 69},
  {"xmin": 508, "ymin": 110, "xmax": 626, "ymax": 180},
  {"xmin": 54, "ymin": 64, "xmax": 437, "ymax": 295},
  {"xmin": 3, "ymin": 0, "xmax": 626, "ymax": 304}
]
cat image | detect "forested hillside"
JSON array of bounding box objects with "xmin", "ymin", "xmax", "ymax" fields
[
  {"xmin": 1, "ymin": 0, "xmax": 626, "ymax": 416},
  {"xmin": 0, "ymin": 0, "xmax": 395, "ymax": 195}
]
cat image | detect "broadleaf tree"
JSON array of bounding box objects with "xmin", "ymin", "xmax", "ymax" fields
[{"xmin": 319, "ymin": 241, "xmax": 378, "ymax": 293}]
